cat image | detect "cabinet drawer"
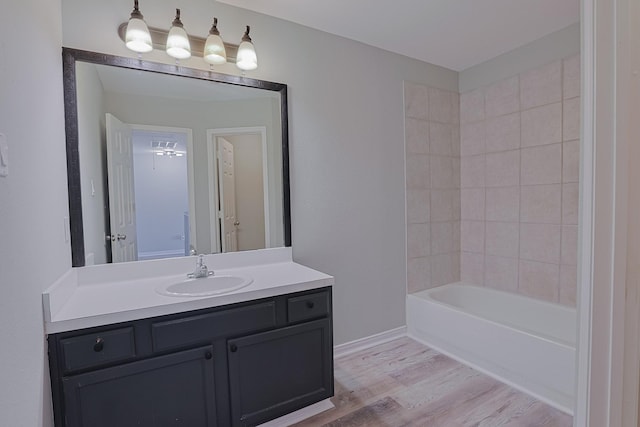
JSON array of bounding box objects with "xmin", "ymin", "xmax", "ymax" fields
[
  {"xmin": 60, "ymin": 327, "xmax": 136, "ymax": 373},
  {"xmin": 152, "ymin": 302, "xmax": 277, "ymax": 352},
  {"xmin": 287, "ymin": 291, "xmax": 329, "ymax": 324}
]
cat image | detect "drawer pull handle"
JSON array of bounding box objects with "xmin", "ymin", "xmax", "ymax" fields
[
  {"xmin": 229, "ymin": 344, "xmax": 238, "ymax": 353},
  {"xmin": 306, "ymin": 301, "xmax": 315, "ymax": 309},
  {"xmin": 93, "ymin": 338, "xmax": 104, "ymax": 352},
  {"xmin": 205, "ymin": 351, "xmax": 213, "ymax": 360}
]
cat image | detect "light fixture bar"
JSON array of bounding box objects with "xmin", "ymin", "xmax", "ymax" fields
[{"xmin": 118, "ymin": 22, "xmax": 239, "ymax": 62}]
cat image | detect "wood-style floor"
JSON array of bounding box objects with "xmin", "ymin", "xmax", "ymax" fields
[{"xmin": 293, "ymin": 337, "xmax": 572, "ymax": 427}]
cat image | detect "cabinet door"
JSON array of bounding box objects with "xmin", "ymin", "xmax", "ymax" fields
[
  {"xmin": 227, "ymin": 319, "xmax": 333, "ymax": 426},
  {"xmin": 63, "ymin": 346, "xmax": 217, "ymax": 427}
]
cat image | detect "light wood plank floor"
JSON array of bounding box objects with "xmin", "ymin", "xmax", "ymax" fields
[{"xmin": 293, "ymin": 337, "xmax": 572, "ymax": 427}]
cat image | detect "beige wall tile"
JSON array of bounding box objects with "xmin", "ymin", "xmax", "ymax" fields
[
  {"xmin": 452, "ymin": 221, "xmax": 461, "ymax": 252},
  {"xmin": 485, "ymin": 112, "xmax": 520, "ymax": 153},
  {"xmin": 563, "ymin": 54, "xmax": 581, "ymax": 100},
  {"xmin": 486, "ymin": 186, "xmax": 520, "ymax": 222},
  {"xmin": 519, "ymin": 260, "xmax": 560, "ymax": 302},
  {"xmin": 461, "ymin": 252, "xmax": 485, "ymax": 284},
  {"xmin": 430, "ymin": 122, "xmax": 453, "ymax": 156},
  {"xmin": 431, "ymin": 189, "xmax": 455, "ymax": 222},
  {"xmin": 559, "ymin": 264, "xmax": 578, "ymax": 306},
  {"xmin": 521, "ymin": 103, "xmax": 562, "ymax": 147},
  {"xmin": 521, "ymin": 144, "xmax": 562, "ymax": 185},
  {"xmin": 452, "ymin": 189, "xmax": 461, "ymax": 221},
  {"xmin": 520, "ymin": 61, "xmax": 562, "ymax": 110},
  {"xmin": 407, "ymin": 189, "xmax": 430, "ymax": 224},
  {"xmin": 406, "ymin": 154, "xmax": 430, "ymax": 189},
  {"xmin": 405, "ymin": 117, "xmax": 429, "ymax": 155},
  {"xmin": 485, "ymin": 76, "xmax": 520, "ymax": 118},
  {"xmin": 520, "ymin": 223, "xmax": 561, "ymax": 263},
  {"xmin": 461, "ymin": 221, "xmax": 485, "ymax": 253},
  {"xmin": 404, "ymin": 82, "xmax": 429, "ymax": 120},
  {"xmin": 461, "ymin": 155, "xmax": 485, "ymax": 188},
  {"xmin": 451, "ymin": 92, "xmax": 460, "ymax": 125},
  {"xmin": 452, "ymin": 157, "xmax": 461, "ymax": 189},
  {"xmin": 432, "ymin": 253, "xmax": 456, "ymax": 286},
  {"xmin": 407, "ymin": 257, "xmax": 430, "ymax": 293},
  {"xmin": 431, "ymin": 222, "xmax": 454, "ymax": 255},
  {"xmin": 485, "ymin": 255, "xmax": 519, "ymax": 292},
  {"xmin": 486, "ymin": 222, "xmax": 519, "ymax": 257},
  {"xmin": 561, "ymin": 225, "xmax": 578, "ymax": 266},
  {"xmin": 562, "ymin": 183, "xmax": 579, "ymax": 225},
  {"xmin": 563, "ymin": 97, "xmax": 580, "ymax": 141},
  {"xmin": 461, "ymin": 188, "xmax": 485, "ymax": 221},
  {"xmin": 562, "ymin": 140, "xmax": 580, "ymax": 183},
  {"xmin": 452, "ymin": 252, "xmax": 461, "ymax": 282},
  {"xmin": 407, "ymin": 223, "xmax": 430, "ymax": 258},
  {"xmin": 429, "ymin": 87, "xmax": 454, "ymax": 124},
  {"xmin": 520, "ymin": 184, "xmax": 561, "ymax": 224},
  {"xmin": 460, "ymin": 88, "xmax": 485, "ymax": 124},
  {"xmin": 485, "ymin": 150, "xmax": 520, "ymax": 187},
  {"xmin": 451, "ymin": 126, "xmax": 461, "ymax": 157},
  {"xmin": 461, "ymin": 121, "xmax": 485, "ymax": 156},
  {"xmin": 431, "ymin": 156, "xmax": 455, "ymax": 189}
]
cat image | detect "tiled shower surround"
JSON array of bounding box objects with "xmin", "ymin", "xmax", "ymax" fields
[{"xmin": 405, "ymin": 54, "xmax": 580, "ymax": 307}]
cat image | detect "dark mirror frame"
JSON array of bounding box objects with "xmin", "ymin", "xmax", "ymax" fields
[{"xmin": 62, "ymin": 47, "xmax": 291, "ymax": 267}]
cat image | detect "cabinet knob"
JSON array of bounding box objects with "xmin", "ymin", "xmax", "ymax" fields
[
  {"xmin": 229, "ymin": 344, "xmax": 238, "ymax": 353},
  {"xmin": 205, "ymin": 351, "xmax": 212, "ymax": 360},
  {"xmin": 93, "ymin": 338, "xmax": 104, "ymax": 352},
  {"xmin": 306, "ymin": 301, "xmax": 315, "ymax": 309}
]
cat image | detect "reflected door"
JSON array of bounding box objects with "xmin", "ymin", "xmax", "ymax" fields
[
  {"xmin": 106, "ymin": 113, "xmax": 138, "ymax": 262},
  {"xmin": 218, "ymin": 138, "xmax": 238, "ymax": 252}
]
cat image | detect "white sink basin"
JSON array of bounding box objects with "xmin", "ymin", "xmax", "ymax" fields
[{"xmin": 158, "ymin": 275, "xmax": 253, "ymax": 297}]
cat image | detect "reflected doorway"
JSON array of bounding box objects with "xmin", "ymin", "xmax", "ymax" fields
[
  {"xmin": 129, "ymin": 124, "xmax": 195, "ymax": 260},
  {"xmin": 207, "ymin": 127, "xmax": 270, "ymax": 253}
]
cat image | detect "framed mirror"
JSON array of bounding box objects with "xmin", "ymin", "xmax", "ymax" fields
[{"xmin": 63, "ymin": 48, "xmax": 290, "ymax": 267}]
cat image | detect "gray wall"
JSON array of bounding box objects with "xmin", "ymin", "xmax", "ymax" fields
[
  {"xmin": 0, "ymin": 1, "xmax": 68, "ymax": 426},
  {"xmin": 459, "ymin": 23, "xmax": 580, "ymax": 92},
  {"xmin": 62, "ymin": 0, "xmax": 458, "ymax": 344}
]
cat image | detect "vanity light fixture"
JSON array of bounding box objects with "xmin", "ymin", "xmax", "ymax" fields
[
  {"xmin": 166, "ymin": 9, "xmax": 191, "ymax": 60},
  {"xmin": 119, "ymin": 6, "xmax": 259, "ymax": 71},
  {"xmin": 203, "ymin": 18, "xmax": 227, "ymax": 65},
  {"xmin": 124, "ymin": 0, "xmax": 153, "ymax": 53},
  {"xmin": 236, "ymin": 26, "xmax": 258, "ymax": 71}
]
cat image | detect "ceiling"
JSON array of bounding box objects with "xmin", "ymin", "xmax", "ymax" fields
[{"xmin": 215, "ymin": 0, "xmax": 579, "ymax": 71}]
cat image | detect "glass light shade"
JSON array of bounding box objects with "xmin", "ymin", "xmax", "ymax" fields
[
  {"xmin": 166, "ymin": 10, "xmax": 191, "ymax": 60},
  {"xmin": 126, "ymin": 18, "xmax": 153, "ymax": 53},
  {"xmin": 166, "ymin": 25, "xmax": 191, "ymax": 59},
  {"xmin": 204, "ymin": 33, "xmax": 227, "ymax": 65},
  {"xmin": 236, "ymin": 40, "xmax": 257, "ymax": 71}
]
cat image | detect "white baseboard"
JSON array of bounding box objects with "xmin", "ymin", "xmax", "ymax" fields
[
  {"xmin": 333, "ymin": 326, "xmax": 407, "ymax": 359},
  {"xmin": 257, "ymin": 399, "xmax": 334, "ymax": 427}
]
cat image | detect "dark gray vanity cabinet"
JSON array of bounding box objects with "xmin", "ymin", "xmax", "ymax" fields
[{"xmin": 48, "ymin": 287, "xmax": 333, "ymax": 427}]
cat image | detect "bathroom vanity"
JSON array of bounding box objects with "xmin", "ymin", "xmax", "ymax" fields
[{"xmin": 43, "ymin": 249, "xmax": 334, "ymax": 426}]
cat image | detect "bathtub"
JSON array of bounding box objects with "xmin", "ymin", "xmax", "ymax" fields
[{"xmin": 407, "ymin": 282, "xmax": 576, "ymax": 414}]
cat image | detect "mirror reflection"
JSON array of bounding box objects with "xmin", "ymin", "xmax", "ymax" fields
[{"xmin": 72, "ymin": 58, "xmax": 287, "ymax": 266}]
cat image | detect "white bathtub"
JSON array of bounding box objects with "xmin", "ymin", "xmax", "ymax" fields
[{"xmin": 407, "ymin": 282, "xmax": 576, "ymax": 414}]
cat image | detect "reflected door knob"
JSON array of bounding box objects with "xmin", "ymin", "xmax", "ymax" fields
[
  {"xmin": 106, "ymin": 234, "xmax": 127, "ymax": 242},
  {"xmin": 117, "ymin": 234, "xmax": 127, "ymax": 241},
  {"xmin": 233, "ymin": 221, "xmax": 240, "ymax": 226}
]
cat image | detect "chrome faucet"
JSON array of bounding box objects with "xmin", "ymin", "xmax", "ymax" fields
[{"xmin": 188, "ymin": 255, "xmax": 214, "ymax": 279}]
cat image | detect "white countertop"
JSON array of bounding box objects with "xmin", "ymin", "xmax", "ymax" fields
[{"xmin": 43, "ymin": 248, "xmax": 334, "ymax": 334}]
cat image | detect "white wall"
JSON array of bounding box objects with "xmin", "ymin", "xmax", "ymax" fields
[
  {"xmin": 62, "ymin": 0, "xmax": 458, "ymax": 344},
  {"xmin": 0, "ymin": 1, "xmax": 68, "ymax": 426}
]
